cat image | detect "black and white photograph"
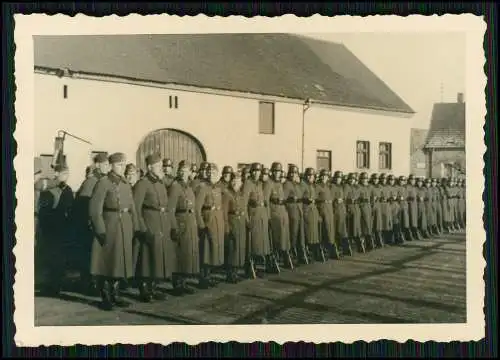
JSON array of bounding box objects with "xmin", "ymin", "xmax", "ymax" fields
[{"xmin": 14, "ymin": 14, "xmax": 486, "ymax": 345}]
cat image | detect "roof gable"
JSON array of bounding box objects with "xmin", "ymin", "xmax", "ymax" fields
[
  {"xmin": 424, "ymin": 102, "xmax": 465, "ymax": 149},
  {"xmin": 34, "ymin": 33, "xmax": 414, "ymax": 114}
]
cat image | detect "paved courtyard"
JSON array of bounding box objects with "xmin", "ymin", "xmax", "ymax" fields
[{"xmin": 35, "ymin": 232, "xmax": 466, "ymax": 326}]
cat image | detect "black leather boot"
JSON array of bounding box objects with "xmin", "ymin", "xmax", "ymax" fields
[
  {"xmin": 111, "ymin": 281, "xmax": 130, "ymax": 308},
  {"xmin": 99, "ymin": 280, "xmax": 114, "ymax": 311}
]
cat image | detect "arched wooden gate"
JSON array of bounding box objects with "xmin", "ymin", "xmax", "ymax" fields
[{"xmin": 136, "ymin": 129, "xmax": 206, "ymax": 171}]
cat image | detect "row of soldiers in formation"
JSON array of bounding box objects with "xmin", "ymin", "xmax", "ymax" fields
[{"xmin": 34, "ymin": 152, "xmax": 466, "ymax": 311}]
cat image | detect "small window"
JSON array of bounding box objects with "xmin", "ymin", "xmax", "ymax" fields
[
  {"xmin": 169, "ymin": 95, "xmax": 179, "ymax": 109},
  {"xmin": 316, "ymin": 150, "xmax": 332, "ymax": 171},
  {"xmin": 259, "ymin": 101, "xmax": 275, "ymax": 134},
  {"xmin": 379, "ymin": 142, "xmax": 392, "ymax": 170},
  {"xmin": 356, "ymin": 141, "xmax": 370, "ymax": 169},
  {"xmin": 63, "ymin": 85, "xmax": 68, "ymax": 99}
]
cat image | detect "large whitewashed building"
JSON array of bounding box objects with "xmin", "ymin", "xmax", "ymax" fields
[{"xmin": 34, "ymin": 34, "xmax": 415, "ymax": 190}]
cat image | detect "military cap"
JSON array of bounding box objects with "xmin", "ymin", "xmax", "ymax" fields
[
  {"xmin": 348, "ymin": 172, "xmax": 356, "ymax": 179},
  {"xmin": 431, "ymin": 178, "xmax": 437, "ymax": 183},
  {"xmin": 109, "ymin": 152, "xmax": 126, "ymax": 164},
  {"xmin": 222, "ymin": 165, "xmax": 234, "ymax": 175},
  {"xmin": 387, "ymin": 174, "xmax": 395, "ymax": 180},
  {"xmin": 125, "ymin": 163, "xmax": 137, "ymax": 174},
  {"xmin": 93, "ymin": 152, "xmax": 109, "ymax": 164},
  {"xmin": 230, "ymin": 171, "xmax": 242, "ymax": 181},
  {"xmin": 198, "ymin": 162, "xmax": 209, "ymax": 170},
  {"xmin": 360, "ymin": 172, "xmax": 369, "ymax": 179},
  {"xmin": 34, "ymin": 157, "xmax": 43, "ymax": 175},
  {"xmin": 146, "ymin": 153, "xmax": 162, "ymax": 166},
  {"xmin": 53, "ymin": 162, "xmax": 69, "ymax": 173},
  {"xmin": 250, "ymin": 162, "xmax": 262, "ymax": 172},
  {"xmin": 319, "ymin": 169, "xmax": 331, "ymax": 177},
  {"xmin": 408, "ymin": 174, "xmax": 416, "ymax": 180},
  {"xmin": 424, "ymin": 178, "xmax": 431, "ymax": 183},
  {"xmin": 399, "ymin": 175, "xmax": 407, "ymax": 181},
  {"xmin": 379, "ymin": 173, "xmax": 387, "ymax": 179},
  {"xmin": 370, "ymin": 173, "xmax": 379, "ymax": 179},
  {"xmin": 416, "ymin": 176, "xmax": 424, "ymax": 182},
  {"xmin": 271, "ymin": 162, "xmax": 283, "ymax": 172},
  {"xmin": 304, "ymin": 167, "xmax": 316, "ymax": 176},
  {"xmin": 207, "ymin": 162, "xmax": 218, "ymax": 172},
  {"xmin": 162, "ymin": 158, "xmax": 173, "ymax": 167},
  {"xmin": 333, "ymin": 170, "xmax": 343, "ymax": 178},
  {"xmin": 262, "ymin": 167, "xmax": 270, "ymax": 176},
  {"xmin": 288, "ymin": 164, "xmax": 299, "ymax": 173}
]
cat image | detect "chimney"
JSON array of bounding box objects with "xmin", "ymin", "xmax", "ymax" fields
[{"xmin": 457, "ymin": 92, "xmax": 464, "ymax": 103}]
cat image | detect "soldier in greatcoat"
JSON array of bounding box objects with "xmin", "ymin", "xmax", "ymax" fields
[
  {"xmin": 167, "ymin": 162, "xmax": 200, "ymax": 295},
  {"xmin": 430, "ymin": 178, "xmax": 443, "ymax": 235},
  {"xmin": 125, "ymin": 163, "xmax": 139, "ymax": 188},
  {"xmin": 195, "ymin": 162, "xmax": 225, "ymax": 288},
  {"xmin": 344, "ymin": 173, "xmax": 363, "ymax": 253},
  {"xmin": 280, "ymin": 170, "xmax": 287, "ymax": 185},
  {"xmin": 424, "ymin": 178, "xmax": 438, "ymax": 236},
  {"xmin": 218, "ymin": 166, "xmax": 234, "ymax": 189},
  {"xmin": 378, "ymin": 173, "xmax": 395, "ymax": 245},
  {"xmin": 387, "ymin": 175, "xmax": 405, "ymax": 244},
  {"xmin": 406, "ymin": 174, "xmax": 420, "ymax": 239},
  {"xmin": 189, "ymin": 163, "xmax": 199, "ymax": 183},
  {"xmin": 301, "ymin": 168, "xmax": 323, "ymax": 261},
  {"xmin": 457, "ymin": 179, "xmax": 466, "ymax": 229},
  {"xmin": 74, "ymin": 152, "xmax": 110, "ymax": 295},
  {"xmin": 415, "ymin": 177, "xmax": 429, "ymax": 239},
  {"xmin": 450, "ymin": 178, "xmax": 461, "ymax": 231},
  {"xmin": 397, "ymin": 176, "xmax": 412, "ymax": 241},
  {"xmin": 89, "ymin": 152, "xmax": 139, "ymax": 311},
  {"xmin": 369, "ymin": 173, "xmax": 384, "ymax": 248},
  {"xmin": 37, "ymin": 163, "xmax": 74, "ymax": 295},
  {"xmin": 242, "ymin": 162, "xmax": 275, "ymax": 273},
  {"xmin": 330, "ymin": 171, "xmax": 351, "ymax": 255},
  {"xmin": 357, "ymin": 172, "xmax": 372, "ymax": 251},
  {"xmin": 316, "ymin": 169, "xmax": 340, "ymax": 259},
  {"xmin": 283, "ymin": 164, "xmax": 307, "ymax": 264},
  {"xmin": 133, "ymin": 153, "xmax": 176, "ymax": 302},
  {"xmin": 241, "ymin": 166, "xmax": 251, "ymax": 184},
  {"xmin": 260, "ymin": 167, "xmax": 271, "ymax": 185},
  {"xmin": 222, "ymin": 172, "xmax": 249, "ymax": 282},
  {"xmin": 265, "ymin": 162, "xmax": 293, "ymax": 268},
  {"xmin": 162, "ymin": 158, "xmax": 176, "ymax": 189}
]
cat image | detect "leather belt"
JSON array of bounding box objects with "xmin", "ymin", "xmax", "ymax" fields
[
  {"xmin": 359, "ymin": 199, "xmax": 370, "ymax": 204},
  {"xmin": 407, "ymin": 197, "xmax": 415, "ymax": 201},
  {"xmin": 103, "ymin": 207, "xmax": 130, "ymax": 213},
  {"xmin": 229, "ymin": 211, "xmax": 245, "ymax": 216},
  {"xmin": 176, "ymin": 209, "xmax": 194, "ymax": 214},
  {"xmin": 303, "ymin": 199, "xmax": 316, "ymax": 205},
  {"xmin": 202, "ymin": 205, "xmax": 221, "ymax": 211},
  {"xmin": 270, "ymin": 199, "xmax": 285, "ymax": 205},
  {"xmin": 249, "ymin": 201, "xmax": 265, "ymax": 208},
  {"xmin": 143, "ymin": 205, "xmax": 168, "ymax": 212}
]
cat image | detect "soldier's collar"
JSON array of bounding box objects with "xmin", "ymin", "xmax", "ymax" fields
[
  {"xmin": 147, "ymin": 172, "xmax": 161, "ymax": 183},
  {"xmin": 108, "ymin": 171, "xmax": 126, "ymax": 184}
]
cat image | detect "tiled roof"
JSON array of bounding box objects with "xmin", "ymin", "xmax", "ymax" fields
[
  {"xmin": 34, "ymin": 34, "xmax": 414, "ymax": 114},
  {"xmin": 424, "ymin": 102, "xmax": 466, "ymax": 149}
]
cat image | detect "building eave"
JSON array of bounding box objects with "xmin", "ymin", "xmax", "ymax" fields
[{"xmin": 34, "ymin": 66, "xmax": 415, "ymax": 116}]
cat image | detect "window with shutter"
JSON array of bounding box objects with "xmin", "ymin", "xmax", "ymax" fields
[
  {"xmin": 259, "ymin": 101, "xmax": 275, "ymax": 134},
  {"xmin": 316, "ymin": 150, "xmax": 332, "ymax": 171},
  {"xmin": 378, "ymin": 142, "xmax": 392, "ymax": 170},
  {"xmin": 356, "ymin": 141, "xmax": 370, "ymax": 169}
]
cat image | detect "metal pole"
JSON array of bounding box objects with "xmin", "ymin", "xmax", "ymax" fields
[{"xmin": 301, "ymin": 99, "xmax": 311, "ymax": 172}]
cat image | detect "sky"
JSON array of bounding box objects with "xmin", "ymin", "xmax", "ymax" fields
[{"xmin": 302, "ymin": 32, "xmax": 466, "ymax": 130}]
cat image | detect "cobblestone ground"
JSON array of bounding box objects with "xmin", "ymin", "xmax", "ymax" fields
[{"xmin": 35, "ymin": 232, "xmax": 466, "ymax": 326}]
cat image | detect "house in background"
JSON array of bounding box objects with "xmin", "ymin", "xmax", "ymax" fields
[
  {"xmin": 34, "ymin": 34, "xmax": 414, "ymax": 190},
  {"xmin": 409, "ymin": 128, "xmax": 429, "ymax": 178},
  {"xmin": 423, "ymin": 92, "xmax": 466, "ymax": 179}
]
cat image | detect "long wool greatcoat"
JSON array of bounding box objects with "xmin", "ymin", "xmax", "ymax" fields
[
  {"xmin": 415, "ymin": 186, "xmax": 428, "ymax": 230},
  {"xmin": 133, "ymin": 173, "xmax": 176, "ymax": 279},
  {"xmin": 357, "ymin": 185, "xmax": 372, "ymax": 236},
  {"xmin": 222, "ymin": 188, "xmax": 248, "ymax": 267},
  {"xmin": 283, "ymin": 180, "xmax": 305, "ymax": 249},
  {"xmin": 344, "ymin": 184, "xmax": 362, "ymax": 237},
  {"xmin": 439, "ymin": 185, "xmax": 451, "ymax": 224},
  {"xmin": 387, "ymin": 185, "xmax": 400, "ymax": 226},
  {"xmin": 379, "ymin": 186, "xmax": 394, "ymax": 231},
  {"xmin": 74, "ymin": 170, "xmax": 105, "ymax": 274},
  {"xmin": 195, "ymin": 182, "xmax": 225, "ymax": 267},
  {"xmin": 451, "ymin": 186, "xmax": 460, "ymax": 224},
  {"xmin": 431, "ymin": 186, "xmax": 443, "ymax": 228},
  {"xmin": 264, "ymin": 180, "xmax": 291, "ymax": 252},
  {"xmin": 89, "ymin": 172, "xmax": 139, "ymax": 279},
  {"xmin": 330, "ymin": 183, "xmax": 348, "ymax": 238},
  {"xmin": 301, "ymin": 182, "xmax": 320, "ymax": 245},
  {"xmin": 395, "ymin": 184, "xmax": 410, "ymax": 228},
  {"xmin": 243, "ymin": 179, "xmax": 271, "ymax": 257},
  {"xmin": 316, "ymin": 183, "xmax": 336, "ymax": 245},
  {"xmin": 168, "ymin": 180, "xmax": 200, "ymax": 275},
  {"xmin": 458, "ymin": 186, "xmax": 466, "ymax": 225},
  {"xmin": 369, "ymin": 184, "xmax": 383, "ymax": 232},
  {"xmin": 406, "ymin": 184, "xmax": 419, "ymax": 228},
  {"xmin": 424, "ymin": 186, "xmax": 436, "ymax": 227}
]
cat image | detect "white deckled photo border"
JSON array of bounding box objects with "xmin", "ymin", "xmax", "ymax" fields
[{"xmin": 13, "ymin": 13, "xmax": 487, "ymax": 346}]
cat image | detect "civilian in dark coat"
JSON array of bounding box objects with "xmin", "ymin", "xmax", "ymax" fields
[
  {"xmin": 133, "ymin": 153, "xmax": 176, "ymax": 302},
  {"xmin": 89, "ymin": 153, "xmax": 139, "ymax": 311},
  {"xmin": 37, "ymin": 163, "xmax": 74, "ymax": 295},
  {"xmin": 73, "ymin": 153, "xmax": 109, "ymax": 295}
]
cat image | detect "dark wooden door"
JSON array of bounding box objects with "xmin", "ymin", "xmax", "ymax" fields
[{"xmin": 136, "ymin": 129, "xmax": 206, "ymax": 171}]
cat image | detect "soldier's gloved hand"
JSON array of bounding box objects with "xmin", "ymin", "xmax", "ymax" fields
[
  {"xmin": 170, "ymin": 228, "xmax": 179, "ymax": 242},
  {"xmin": 96, "ymin": 233, "xmax": 106, "ymax": 246}
]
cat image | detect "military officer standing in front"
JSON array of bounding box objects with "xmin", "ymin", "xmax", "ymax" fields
[
  {"xmin": 89, "ymin": 153, "xmax": 138, "ymax": 311},
  {"xmin": 283, "ymin": 164, "xmax": 307, "ymax": 264},
  {"xmin": 133, "ymin": 153, "xmax": 176, "ymax": 302},
  {"xmin": 330, "ymin": 171, "xmax": 351, "ymax": 255},
  {"xmin": 316, "ymin": 169, "xmax": 340, "ymax": 259},
  {"xmin": 195, "ymin": 163, "xmax": 225, "ymax": 288},
  {"xmin": 242, "ymin": 163, "xmax": 275, "ymax": 273},
  {"xmin": 222, "ymin": 172, "xmax": 249, "ymax": 282},
  {"xmin": 167, "ymin": 162, "xmax": 200, "ymax": 295},
  {"xmin": 265, "ymin": 162, "xmax": 293, "ymax": 268},
  {"xmin": 74, "ymin": 152, "xmax": 110, "ymax": 295}
]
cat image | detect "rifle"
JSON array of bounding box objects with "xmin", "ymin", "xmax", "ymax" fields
[
  {"xmin": 267, "ymin": 225, "xmax": 281, "ymax": 274},
  {"xmin": 247, "ymin": 229, "xmax": 257, "ymax": 279},
  {"xmin": 318, "ymin": 218, "xmax": 327, "ymax": 263}
]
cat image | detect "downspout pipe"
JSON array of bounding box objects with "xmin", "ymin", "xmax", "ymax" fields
[{"xmin": 301, "ymin": 98, "xmax": 312, "ymax": 172}]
